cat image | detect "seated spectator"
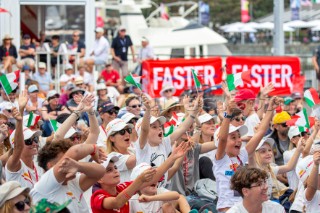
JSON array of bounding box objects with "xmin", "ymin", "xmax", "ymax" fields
[
  {"xmin": 0, "ymin": 34, "xmax": 17, "ymax": 73},
  {"xmin": 50, "ymin": 35, "xmax": 62, "ymax": 70},
  {"xmin": 59, "ymin": 83, "xmax": 75, "ymax": 106},
  {"xmin": 85, "ymin": 27, "xmax": 109, "ymax": 72},
  {"xmin": 75, "ymin": 64, "xmax": 93, "ymax": 92},
  {"xmin": 60, "ymin": 64, "xmax": 76, "ymax": 87},
  {"xmin": 74, "ymin": 76, "xmax": 87, "ymax": 91},
  {"xmin": 21, "ymin": 65, "xmax": 33, "ymax": 86},
  {"xmin": 0, "ymin": 181, "xmax": 32, "ymax": 213},
  {"xmin": 25, "ymin": 84, "xmax": 44, "ymax": 116},
  {"xmin": 17, "ymin": 34, "xmax": 36, "ymax": 70},
  {"xmin": 68, "ymin": 30, "xmax": 86, "ymax": 64},
  {"xmin": 97, "ymin": 64, "xmax": 123, "ymax": 92},
  {"xmin": 31, "ymin": 62, "xmax": 54, "ymax": 96},
  {"xmin": 66, "ymin": 87, "xmax": 85, "ymax": 112},
  {"xmin": 228, "ymin": 167, "xmax": 285, "ymax": 213}
]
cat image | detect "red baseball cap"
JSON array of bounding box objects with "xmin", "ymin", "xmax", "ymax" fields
[{"xmin": 234, "ymin": 89, "xmax": 256, "ymax": 102}]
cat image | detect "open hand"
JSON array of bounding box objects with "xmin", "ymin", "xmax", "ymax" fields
[
  {"xmin": 18, "ymin": 90, "xmax": 28, "ymax": 109},
  {"xmin": 170, "ymin": 141, "xmax": 190, "ymax": 159},
  {"xmin": 12, "ymin": 107, "xmax": 22, "ymax": 121},
  {"xmin": 138, "ymin": 167, "xmax": 156, "ymax": 183},
  {"xmin": 76, "ymin": 94, "xmax": 95, "ymax": 112},
  {"xmin": 58, "ymin": 157, "xmax": 79, "ymax": 179},
  {"xmin": 260, "ymin": 82, "xmax": 275, "ymax": 97}
]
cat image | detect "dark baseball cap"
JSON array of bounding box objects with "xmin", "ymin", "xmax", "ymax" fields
[
  {"xmin": 23, "ymin": 34, "xmax": 31, "ymax": 39},
  {"xmin": 98, "ymin": 101, "xmax": 120, "ymax": 114}
]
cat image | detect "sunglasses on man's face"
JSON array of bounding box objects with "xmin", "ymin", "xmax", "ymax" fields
[
  {"xmin": 280, "ymin": 123, "xmax": 288, "ymax": 128},
  {"xmin": 113, "ymin": 128, "xmax": 132, "ymax": 136},
  {"xmin": 164, "ymin": 89, "xmax": 172, "ymax": 93},
  {"xmin": 233, "ymin": 116, "xmax": 245, "ymax": 122},
  {"xmin": 14, "ymin": 197, "xmax": 31, "ymax": 211},
  {"xmin": 129, "ymin": 104, "xmax": 141, "ymax": 109},
  {"xmin": 24, "ymin": 136, "xmax": 39, "ymax": 146}
]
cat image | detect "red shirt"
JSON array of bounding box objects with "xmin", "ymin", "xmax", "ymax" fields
[
  {"xmin": 91, "ymin": 181, "xmax": 132, "ymax": 213},
  {"xmin": 100, "ymin": 70, "xmax": 120, "ymax": 84}
]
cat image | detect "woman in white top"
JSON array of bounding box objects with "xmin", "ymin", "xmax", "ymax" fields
[{"xmin": 214, "ymin": 97, "xmax": 277, "ymax": 212}]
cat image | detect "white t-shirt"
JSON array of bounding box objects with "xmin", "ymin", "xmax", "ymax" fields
[
  {"xmin": 97, "ymin": 125, "xmax": 107, "ymax": 148},
  {"xmin": 76, "ymin": 72, "xmax": 94, "ymax": 86},
  {"xmin": 129, "ymin": 187, "xmax": 169, "ymax": 213},
  {"xmin": 60, "ymin": 74, "xmax": 76, "ymax": 83},
  {"xmin": 135, "ymin": 137, "xmax": 172, "ymax": 187},
  {"xmin": 30, "ymin": 168, "xmax": 89, "ymax": 213},
  {"xmin": 244, "ymin": 113, "xmax": 260, "ymax": 137},
  {"xmin": 106, "ymin": 86, "xmax": 120, "ymax": 106},
  {"xmin": 93, "ymin": 36, "xmax": 109, "ymax": 61},
  {"xmin": 226, "ymin": 200, "xmax": 285, "ymax": 213},
  {"xmin": 5, "ymin": 159, "xmax": 43, "ymax": 189},
  {"xmin": 290, "ymin": 181, "xmax": 305, "ymax": 212},
  {"xmin": 213, "ymin": 148, "xmax": 248, "ymax": 209},
  {"xmin": 115, "ymin": 151, "xmax": 134, "ymax": 183},
  {"xmin": 303, "ymin": 188, "xmax": 320, "ymax": 213},
  {"xmin": 283, "ymin": 148, "xmax": 301, "ymax": 190}
]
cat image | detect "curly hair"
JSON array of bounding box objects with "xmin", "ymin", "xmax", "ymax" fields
[
  {"xmin": 37, "ymin": 140, "xmax": 72, "ymax": 171},
  {"xmin": 230, "ymin": 166, "xmax": 268, "ymax": 197}
]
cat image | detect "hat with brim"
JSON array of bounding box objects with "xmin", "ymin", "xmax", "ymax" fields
[
  {"xmin": 160, "ymin": 85, "xmax": 176, "ymax": 97},
  {"xmin": 121, "ymin": 112, "xmax": 139, "ymax": 124},
  {"xmin": 256, "ymin": 138, "xmax": 275, "ymax": 151},
  {"xmin": 96, "ymin": 83, "xmax": 107, "ymax": 91},
  {"xmin": 229, "ymin": 125, "xmax": 248, "ymax": 136},
  {"xmin": 10, "ymin": 127, "xmax": 42, "ymax": 148},
  {"xmin": 130, "ymin": 163, "xmax": 151, "ymax": 181},
  {"xmin": 3, "ymin": 34, "xmax": 13, "ymax": 40},
  {"xmin": 69, "ymin": 87, "xmax": 85, "ymax": 99},
  {"xmin": 198, "ymin": 113, "xmax": 217, "ymax": 124},
  {"xmin": 160, "ymin": 99, "xmax": 183, "ymax": 117},
  {"xmin": 150, "ymin": 116, "xmax": 166, "ymax": 125},
  {"xmin": 105, "ymin": 118, "xmax": 134, "ymax": 139},
  {"xmin": 98, "ymin": 101, "xmax": 120, "ymax": 114},
  {"xmin": 47, "ymin": 90, "xmax": 59, "ymax": 99},
  {"xmin": 284, "ymin": 97, "xmax": 294, "ymax": 105},
  {"xmin": 102, "ymin": 152, "xmax": 121, "ymax": 168},
  {"xmin": 288, "ymin": 126, "xmax": 301, "ymax": 140},
  {"xmin": 0, "ymin": 181, "xmax": 30, "ymax": 207},
  {"xmin": 29, "ymin": 198, "xmax": 72, "ymax": 213}
]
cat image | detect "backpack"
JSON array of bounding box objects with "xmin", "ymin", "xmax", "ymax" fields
[{"xmin": 194, "ymin": 178, "xmax": 218, "ymax": 202}]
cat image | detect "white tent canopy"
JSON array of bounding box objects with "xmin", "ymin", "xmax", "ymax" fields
[{"xmin": 285, "ymin": 20, "xmax": 311, "ymax": 28}]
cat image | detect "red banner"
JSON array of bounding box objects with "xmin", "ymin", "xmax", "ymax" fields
[
  {"xmin": 226, "ymin": 56, "xmax": 302, "ymax": 96},
  {"xmin": 142, "ymin": 58, "xmax": 223, "ymax": 98}
]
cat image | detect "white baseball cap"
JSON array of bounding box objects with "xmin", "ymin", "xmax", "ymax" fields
[
  {"xmin": 229, "ymin": 124, "xmax": 248, "ymax": 136},
  {"xmin": 47, "ymin": 90, "xmax": 59, "ymax": 99},
  {"xmin": 102, "ymin": 152, "xmax": 121, "ymax": 168},
  {"xmin": 160, "ymin": 84, "xmax": 176, "ymax": 97},
  {"xmin": 28, "ymin": 84, "xmax": 38, "ymax": 93},
  {"xmin": 95, "ymin": 27, "xmax": 104, "ymax": 33},
  {"xmin": 256, "ymin": 138, "xmax": 275, "ymax": 151},
  {"xmin": 10, "ymin": 127, "xmax": 42, "ymax": 148},
  {"xmin": 96, "ymin": 83, "xmax": 107, "ymax": 91},
  {"xmin": 105, "ymin": 118, "xmax": 134, "ymax": 139},
  {"xmin": 288, "ymin": 126, "xmax": 301, "ymax": 140},
  {"xmin": 130, "ymin": 162, "xmax": 152, "ymax": 181},
  {"xmin": 65, "ymin": 63, "xmax": 73, "ymax": 70},
  {"xmin": 150, "ymin": 116, "xmax": 166, "ymax": 125},
  {"xmin": 198, "ymin": 113, "xmax": 216, "ymax": 124},
  {"xmin": 38, "ymin": 62, "xmax": 46, "ymax": 69},
  {"xmin": 295, "ymin": 155, "xmax": 318, "ymax": 183},
  {"xmin": 121, "ymin": 112, "xmax": 139, "ymax": 124}
]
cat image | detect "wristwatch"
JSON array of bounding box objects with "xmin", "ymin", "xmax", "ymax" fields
[{"xmin": 223, "ymin": 112, "xmax": 234, "ymax": 119}]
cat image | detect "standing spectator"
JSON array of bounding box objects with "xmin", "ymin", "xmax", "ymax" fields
[
  {"xmin": 18, "ymin": 34, "xmax": 36, "ymax": 70},
  {"xmin": 31, "ymin": 62, "xmax": 54, "ymax": 95},
  {"xmin": 0, "ymin": 35, "xmax": 18, "ymax": 73},
  {"xmin": 98, "ymin": 63, "xmax": 123, "ymax": 92},
  {"xmin": 68, "ymin": 30, "xmax": 86, "ymax": 64},
  {"xmin": 50, "ymin": 35, "xmax": 61, "ymax": 71},
  {"xmin": 227, "ymin": 167, "xmax": 285, "ymax": 213},
  {"xmin": 111, "ymin": 26, "xmax": 136, "ymax": 79},
  {"xmin": 137, "ymin": 36, "xmax": 154, "ymax": 62},
  {"xmin": 59, "ymin": 64, "xmax": 76, "ymax": 87},
  {"xmin": 85, "ymin": 27, "xmax": 109, "ymax": 72},
  {"xmin": 312, "ymin": 44, "xmax": 320, "ymax": 91}
]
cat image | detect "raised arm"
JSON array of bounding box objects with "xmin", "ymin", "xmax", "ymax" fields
[
  {"xmin": 305, "ymin": 151, "xmax": 320, "ymax": 201},
  {"xmin": 139, "ymin": 94, "xmax": 151, "ymax": 149},
  {"xmin": 245, "ymin": 97, "xmax": 280, "ymax": 156},
  {"xmin": 257, "ymin": 83, "xmax": 274, "ymax": 120},
  {"xmin": 278, "ymin": 138, "xmax": 305, "ymax": 174},
  {"xmin": 303, "ymin": 121, "xmax": 320, "ymax": 158},
  {"xmin": 6, "ymin": 91, "xmax": 28, "ymax": 172},
  {"xmin": 83, "ymin": 95, "xmax": 100, "ymax": 144}
]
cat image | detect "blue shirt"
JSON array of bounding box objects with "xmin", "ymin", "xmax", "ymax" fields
[{"xmin": 32, "ymin": 72, "xmax": 53, "ymax": 92}]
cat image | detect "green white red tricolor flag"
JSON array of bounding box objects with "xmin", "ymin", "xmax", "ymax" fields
[
  {"xmin": 124, "ymin": 73, "xmax": 142, "ymax": 90},
  {"xmin": 164, "ymin": 112, "xmax": 179, "ymax": 137},
  {"xmin": 287, "ymin": 108, "xmax": 315, "ymax": 132},
  {"xmin": 304, "ymin": 88, "xmax": 320, "ymax": 108},
  {"xmin": 191, "ymin": 69, "xmax": 201, "ymax": 89},
  {"xmin": 0, "ymin": 73, "xmax": 18, "ymax": 95},
  {"xmin": 226, "ymin": 70, "xmax": 251, "ymax": 91},
  {"xmin": 50, "ymin": 119, "xmax": 58, "ymax": 132},
  {"xmin": 27, "ymin": 112, "xmax": 41, "ymax": 128}
]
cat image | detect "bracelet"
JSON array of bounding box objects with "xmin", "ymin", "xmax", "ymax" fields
[
  {"xmin": 72, "ymin": 111, "xmax": 80, "ymax": 119},
  {"xmin": 122, "ymin": 191, "xmax": 131, "ymax": 199},
  {"xmin": 90, "ymin": 144, "xmax": 97, "ymax": 156},
  {"xmin": 88, "ymin": 110, "xmax": 95, "ymax": 116}
]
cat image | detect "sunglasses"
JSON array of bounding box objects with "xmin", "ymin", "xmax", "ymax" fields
[
  {"xmin": 14, "ymin": 197, "xmax": 31, "ymax": 211},
  {"xmin": 301, "ymin": 132, "xmax": 310, "ymax": 137},
  {"xmin": 129, "ymin": 104, "xmax": 141, "ymax": 108},
  {"xmin": 112, "ymin": 128, "xmax": 132, "ymax": 136},
  {"xmin": 233, "ymin": 116, "xmax": 245, "ymax": 122},
  {"xmin": 24, "ymin": 136, "xmax": 39, "ymax": 146},
  {"xmin": 164, "ymin": 89, "xmax": 172, "ymax": 93},
  {"xmin": 106, "ymin": 109, "xmax": 119, "ymax": 115},
  {"xmin": 280, "ymin": 123, "xmax": 288, "ymax": 128},
  {"xmin": 128, "ymin": 118, "xmax": 138, "ymax": 124},
  {"xmin": 70, "ymin": 135, "xmax": 81, "ymax": 141}
]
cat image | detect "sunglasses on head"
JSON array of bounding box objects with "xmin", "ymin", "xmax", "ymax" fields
[
  {"xmin": 14, "ymin": 197, "xmax": 31, "ymax": 211},
  {"xmin": 130, "ymin": 104, "xmax": 141, "ymax": 108},
  {"xmin": 233, "ymin": 116, "xmax": 245, "ymax": 122},
  {"xmin": 24, "ymin": 136, "xmax": 39, "ymax": 146},
  {"xmin": 280, "ymin": 123, "xmax": 288, "ymax": 128},
  {"xmin": 107, "ymin": 109, "xmax": 119, "ymax": 115},
  {"xmin": 113, "ymin": 128, "xmax": 132, "ymax": 136}
]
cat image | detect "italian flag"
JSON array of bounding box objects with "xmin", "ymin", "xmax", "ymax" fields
[
  {"xmin": 50, "ymin": 119, "xmax": 59, "ymax": 132},
  {"xmin": 27, "ymin": 112, "xmax": 41, "ymax": 128},
  {"xmin": 287, "ymin": 108, "xmax": 315, "ymax": 131},
  {"xmin": 304, "ymin": 88, "xmax": 319, "ymax": 108},
  {"xmin": 191, "ymin": 69, "xmax": 201, "ymax": 89},
  {"xmin": 164, "ymin": 122, "xmax": 174, "ymax": 137},
  {"xmin": 169, "ymin": 112, "xmax": 178, "ymax": 126},
  {"xmin": 124, "ymin": 73, "xmax": 142, "ymax": 90},
  {"xmin": 312, "ymin": 0, "xmax": 320, "ymax": 3},
  {"xmin": 226, "ymin": 71, "xmax": 251, "ymax": 91},
  {"xmin": 0, "ymin": 73, "xmax": 18, "ymax": 95}
]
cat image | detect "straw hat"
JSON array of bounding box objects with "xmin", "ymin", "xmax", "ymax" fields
[
  {"xmin": 160, "ymin": 99, "xmax": 183, "ymax": 117},
  {"xmin": 2, "ymin": 34, "xmax": 13, "ymax": 40}
]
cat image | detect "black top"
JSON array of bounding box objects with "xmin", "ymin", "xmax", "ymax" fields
[
  {"xmin": 44, "ymin": 104, "xmax": 64, "ymax": 113},
  {"xmin": 0, "ymin": 45, "xmax": 18, "ymax": 60},
  {"xmin": 20, "ymin": 43, "xmax": 36, "ymax": 59},
  {"xmin": 111, "ymin": 35, "xmax": 133, "ymax": 61}
]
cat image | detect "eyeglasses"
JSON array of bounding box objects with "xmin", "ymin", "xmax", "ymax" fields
[
  {"xmin": 164, "ymin": 89, "xmax": 172, "ymax": 93},
  {"xmin": 112, "ymin": 128, "xmax": 132, "ymax": 136},
  {"xmin": 129, "ymin": 104, "xmax": 141, "ymax": 108},
  {"xmin": 24, "ymin": 136, "xmax": 39, "ymax": 146},
  {"xmin": 106, "ymin": 109, "xmax": 119, "ymax": 115},
  {"xmin": 249, "ymin": 180, "xmax": 268, "ymax": 190},
  {"xmin": 233, "ymin": 116, "xmax": 245, "ymax": 122},
  {"xmin": 70, "ymin": 135, "xmax": 81, "ymax": 141},
  {"xmin": 280, "ymin": 123, "xmax": 288, "ymax": 128},
  {"xmin": 14, "ymin": 197, "xmax": 31, "ymax": 211}
]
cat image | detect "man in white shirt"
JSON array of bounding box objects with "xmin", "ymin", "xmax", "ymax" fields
[
  {"xmin": 60, "ymin": 63, "xmax": 76, "ymax": 88},
  {"xmin": 227, "ymin": 167, "xmax": 285, "ymax": 213},
  {"xmin": 85, "ymin": 27, "xmax": 110, "ymax": 72},
  {"xmin": 137, "ymin": 37, "xmax": 154, "ymax": 62}
]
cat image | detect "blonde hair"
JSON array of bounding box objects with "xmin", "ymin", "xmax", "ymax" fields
[
  {"xmin": 0, "ymin": 191, "xmax": 31, "ymax": 213},
  {"xmin": 106, "ymin": 138, "xmax": 114, "ymax": 154}
]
